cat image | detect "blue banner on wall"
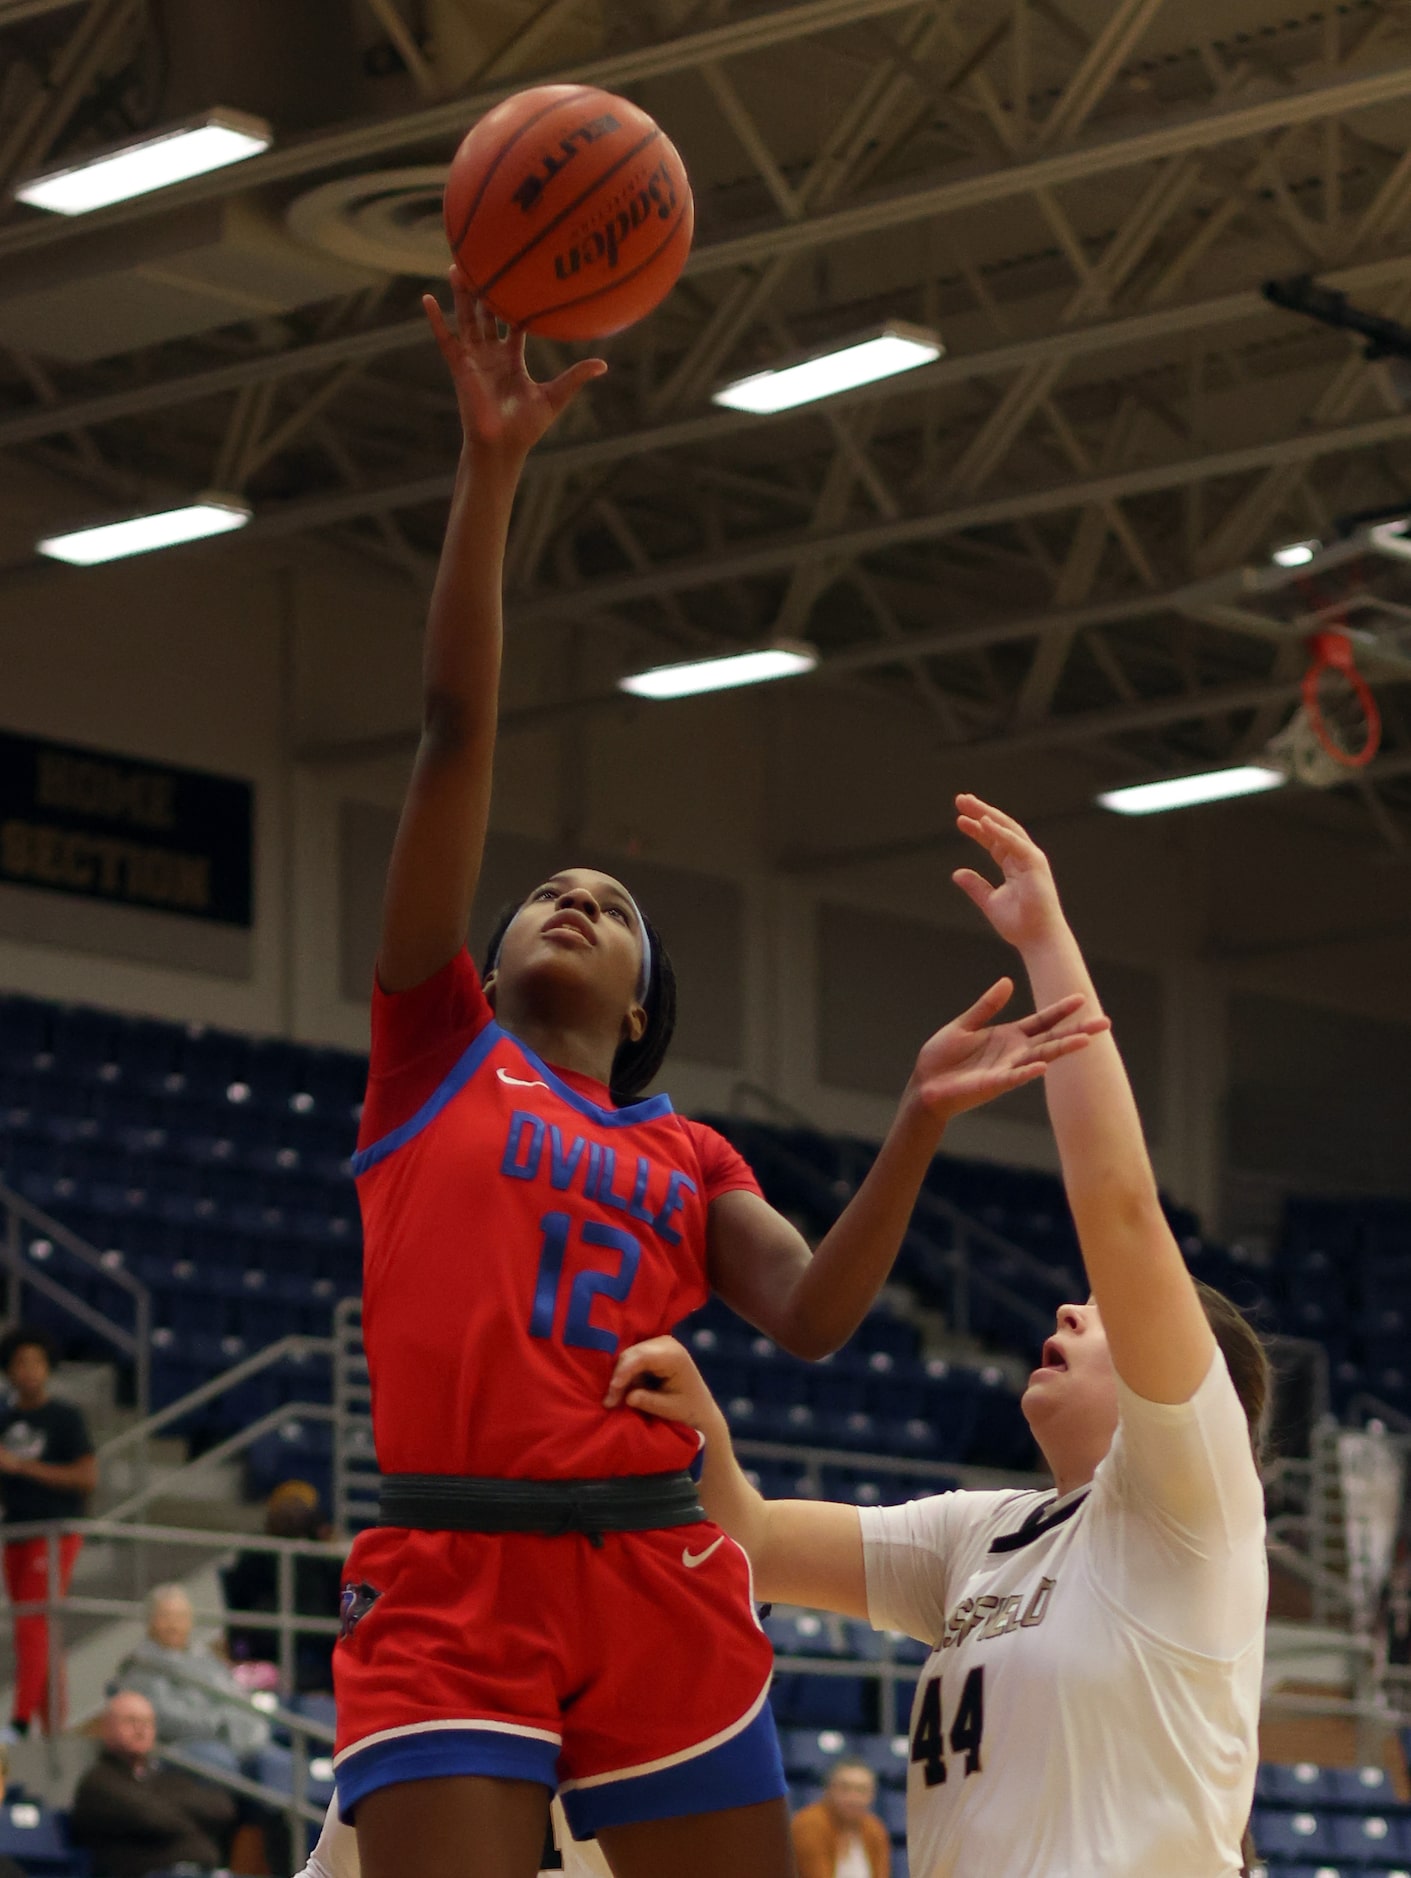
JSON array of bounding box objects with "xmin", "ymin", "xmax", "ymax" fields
[{"xmin": 0, "ymin": 730, "xmax": 253, "ymax": 928}]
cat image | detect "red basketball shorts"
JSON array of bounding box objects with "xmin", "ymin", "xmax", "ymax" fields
[{"xmin": 331, "ymin": 1518, "xmax": 784, "ymax": 1836}]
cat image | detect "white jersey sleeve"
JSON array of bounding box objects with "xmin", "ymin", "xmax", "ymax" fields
[
  {"xmin": 858, "ymin": 1488, "xmax": 1038, "ymax": 1644},
  {"xmin": 1087, "ymin": 1345, "xmax": 1266, "ymax": 1658}
]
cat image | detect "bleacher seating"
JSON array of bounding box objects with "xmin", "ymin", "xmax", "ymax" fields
[
  {"xmin": 7, "ymin": 982, "xmax": 1411, "ymax": 1507},
  {"xmin": 0, "ymin": 1800, "xmax": 89, "ymax": 1875},
  {"xmin": 1252, "ymin": 1762, "xmax": 1411, "ymax": 1875}
]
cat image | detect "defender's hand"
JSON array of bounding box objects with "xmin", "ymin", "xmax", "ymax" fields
[
  {"xmin": 906, "ymin": 979, "xmax": 1108, "ymax": 1126},
  {"xmin": 953, "ymin": 794, "xmax": 1069, "ymax": 954},
  {"xmin": 604, "ymin": 1336, "xmax": 723, "ymax": 1434}
]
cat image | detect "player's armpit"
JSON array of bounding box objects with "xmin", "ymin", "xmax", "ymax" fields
[{"xmin": 755, "ymin": 1500, "xmax": 868, "ymax": 1619}]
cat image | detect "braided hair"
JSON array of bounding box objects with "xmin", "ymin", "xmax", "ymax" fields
[{"xmin": 482, "ymin": 893, "xmax": 677, "ymax": 1104}]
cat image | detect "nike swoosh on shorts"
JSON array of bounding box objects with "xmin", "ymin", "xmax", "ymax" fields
[
  {"xmin": 682, "ymin": 1537, "xmax": 726, "ymax": 1569},
  {"xmin": 498, "ymin": 1067, "xmax": 549, "ymax": 1089}
]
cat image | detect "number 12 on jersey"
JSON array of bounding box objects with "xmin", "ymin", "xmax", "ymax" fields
[
  {"xmin": 910, "ymin": 1667, "xmax": 985, "ymax": 1788},
  {"xmin": 529, "ymin": 1211, "xmax": 642, "ymax": 1354}
]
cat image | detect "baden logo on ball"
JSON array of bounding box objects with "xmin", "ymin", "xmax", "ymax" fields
[{"xmin": 444, "ymin": 83, "xmax": 695, "ymax": 340}]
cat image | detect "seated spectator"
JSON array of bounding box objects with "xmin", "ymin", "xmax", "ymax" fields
[
  {"xmin": 791, "ymin": 1757, "xmax": 890, "ymax": 1878},
  {"xmin": 112, "ymin": 1584, "xmax": 268, "ymax": 1762},
  {"xmin": 223, "ymin": 1480, "xmax": 342, "ymax": 1693},
  {"xmin": 71, "ymin": 1690, "xmax": 235, "ymax": 1878}
]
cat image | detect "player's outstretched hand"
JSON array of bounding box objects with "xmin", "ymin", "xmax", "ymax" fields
[
  {"xmin": 604, "ymin": 1336, "xmax": 724, "ymax": 1434},
  {"xmin": 424, "ymin": 263, "xmax": 606, "ymax": 460},
  {"xmin": 952, "ymin": 793, "xmax": 1067, "ymax": 954},
  {"xmin": 907, "ymin": 978, "xmax": 1109, "ymax": 1126}
]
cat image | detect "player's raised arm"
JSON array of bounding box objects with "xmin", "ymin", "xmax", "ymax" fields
[
  {"xmin": 707, "ymin": 979, "xmax": 1109, "ymax": 1360},
  {"xmin": 952, "ymin": 795, "xmax": 1215, "ymax": 1406},
  {"xmin": 376, "ymin": 269, "xmax": 605, "ymax": 993},
  {"xmin": 605, "ymin": 1337, "xmax": 870, "ymax": 1618}
]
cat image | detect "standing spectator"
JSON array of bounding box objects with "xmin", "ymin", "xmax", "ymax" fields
[
  {"xmin": 791, "ymin": 1758, "xmax": 891, "ymax": 1878},
  {"xmin": 223, "ymin": 1480, "xmax": 342, "ymax": 1692},
  {"xmin": 70, "ymin": 1690, "xmax": 235, "ymax": 1878},
  {"xmin": 113, "ymin": 1585, "xmax": 269, "ymax": 1763},
  {"xmin": 0, "ymin": 1327, "xmax": 95, "ymax": 1735},
  {"xmin": 0, "ymin": 1743, "xmax": 26, "ymax": 1878}
]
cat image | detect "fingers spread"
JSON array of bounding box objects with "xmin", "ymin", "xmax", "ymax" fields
[
  {"xmin": 1025, "ymin": 1032, "xmax": 1097, "ymax": 1065},
  {"xmin": 1018, "ymin": 992, "xmax": 1088, "ymax": 1035},
  {"xmin": 422, "ymin": 294, "xmax": 456, "ymax": 360},
  {"xmin": 958, "ymin": 976, "xmax": 1013, "ymax": 1029},
  {"xmin": 544, "ymin": 357, "xmax": 609, "ymax": 416},
  {"xmin": 957, "ymin": 794, "xmax": 1030, "ymax": 842}
]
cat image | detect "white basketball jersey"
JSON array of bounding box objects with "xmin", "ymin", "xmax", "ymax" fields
[{"xmin": 859, "ymin": 1351, "xmax": 1266, "ymax": 1878}]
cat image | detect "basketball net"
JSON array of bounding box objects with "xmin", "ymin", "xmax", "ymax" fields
[
  {"xmin": 1262, "ymin": 628, "xmax": 1381, "ymax": 787},
  {"xmin": 1337, "ymin": 1424, "xmax": 1405, "ymax": 1634}
]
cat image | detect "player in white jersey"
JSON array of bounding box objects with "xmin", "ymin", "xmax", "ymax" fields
[{"xmin": 605, "ymin": 795, "xmax": 1270, "ymax": 1878}]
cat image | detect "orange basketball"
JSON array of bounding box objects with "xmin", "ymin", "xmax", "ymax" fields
[{"xmin": 444, "ymin": 84, "xmax": 693, "ymax": 340}]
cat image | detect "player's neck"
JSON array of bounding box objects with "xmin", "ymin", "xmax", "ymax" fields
[{"xmin": 501, "ymin": 1015, "xmax": 618, "ymax": 1092}]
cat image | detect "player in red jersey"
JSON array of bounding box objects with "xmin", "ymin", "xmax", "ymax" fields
[{"xmin": 335, "ymin": 267, "xmax": 1108, "ymax": 1878}]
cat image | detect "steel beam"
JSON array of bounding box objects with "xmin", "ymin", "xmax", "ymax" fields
[
  {"xmin": 676, "ymin": 59, "xmax": 1411, "ymax": 280},
  {"xmin": 498, "ymin": 401, "xmax": 1411, "ymax": 624},
  {"xmin": 0, "ymin": 0, "xmax": 932, "ymax": 262},
  {"xmin": 10, "ymin": 223, "xmax": 1411, "ymax": 466}
]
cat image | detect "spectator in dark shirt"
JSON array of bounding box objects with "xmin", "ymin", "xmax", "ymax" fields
[
  {"xmin": 223, "ymin": 1480, "xmax": 342, "ymax": 1693},
  {"xmin": 71, "ymin": 1690, "xmax": 235, "ymax": 1878},
  {"xmin": 0, "ymin": 1328, "xmax": 96, "ymax": 1734}
]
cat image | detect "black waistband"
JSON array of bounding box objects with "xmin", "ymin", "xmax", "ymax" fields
[{"xmin": 377, "ymin": 1470, "xmax": 706, "ymax": 1545}]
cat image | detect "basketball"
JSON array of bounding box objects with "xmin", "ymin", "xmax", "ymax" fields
[{"xmin": 444, "ymin": 84, "xmax": 694, "ymax": 340}]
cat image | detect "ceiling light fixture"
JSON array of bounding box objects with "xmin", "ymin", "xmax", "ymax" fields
[
  {"xmin": 712, "ymin": 322, "xmax": 944, "ymax": 415},
  {"xmin": 1270, "ymin": 539, "xmax": 1320, "ymax": 568},
  {"xmin": 619, "ymin": 641, "xmax": 818, "ymax": 700},
  {"xmin": 1369, "ymin": 517, "xmax": 1411, "ymax": 561},
  {"xmin": 38, "ymin": 495, "xmax": 252, "ymax": 566},
  {"xmin": 1098, "ymin": 766, "xmax": 1287, "ymax": 816},
  {"xmin": 14, "ymin": 110, "xmax": 272, "ymax": 215}
]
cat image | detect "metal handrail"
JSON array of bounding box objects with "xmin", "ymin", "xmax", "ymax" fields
[
  {"xmin": 720, "ymin": 1100, "xmax": 1057, "ymax": 1342},
  {"xmin": 103, "ymin": 1401, "xmax": 335, "ymax": 1522},
  {"xmin": 0, "ymin": 1521, "xmax": 343, "ymax": 1853},
  {"xmin": 97, "ymin": 1334, "xmax": 334, "ymax": 1463},
  {"xmin": 1345, "ymin": 1392, "xmax": 1411, "ymax": 1434},
  {"xmin": 0, "ymin": 1179, "xmax": 151, "ymax": 1414}
]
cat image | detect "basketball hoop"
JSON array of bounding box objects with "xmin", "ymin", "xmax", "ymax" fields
[{"xmin": 1300, "ymin": 627, "xmax": 1381, "ymax": 770}]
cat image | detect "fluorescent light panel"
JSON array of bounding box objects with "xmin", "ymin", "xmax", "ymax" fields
[
  {"xmin": 713, "ymin": 323, "xmax": 943, "ymax": 415},
  {"xmin": 38, "ymin": 496, "xmax": 251, "ymax": 566},
  {"xmin": 620, "ymin": 643, "xmax": 817, "ymax": 700},
  {"xmin": 1098, "ymin": 766, "xmax": 1286, "ymax": 816},
  {"xmin": 15, "ymin": 110, "xmax": 271, "ymax": 215},
  {"xmin": 1370, "ymin": 518, "xmax": 1411, "ymax": 561},
  {"xmin": 1271, "ymin": 538, "xmax": 1319, "ymax": 568}
]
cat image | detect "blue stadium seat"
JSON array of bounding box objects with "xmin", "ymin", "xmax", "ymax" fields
[
  {"xmin": 1322, "ymin": 1765, "xmax": 1399, "ymax": 1810},
  {"xmin": 0, "ymin": 1801, "xmax": 89, "ymax": 1875},
  {"xmin": 777, "ymin": 1728, "xmax": 855, "ymax": 1782},
  {"xmin": 764, "ymin": 1611, "xmax": 842, "ymax": 1659},
  {"xmin": 852, "ymin": 1732, "xmax": 910, "ymax": 1787},
  {"xmin": 878, "ymin": 1787, "xmax": 908, "ymax": 1841},
  {"xmin": 770, "ymin": 1672, "xmax": 872, "ymax": 1732},
  {"xmin": 1258, "ymin": 1762, "xmax": 1332, "ymax": 1807},
  {"xmin": 1252, "ymin": 1807, "xmax": 1336, "ymax": 1862},
  {"xmin": 1330, "ymin": 1812, "xmax": 1411, "ymax": 1863}
]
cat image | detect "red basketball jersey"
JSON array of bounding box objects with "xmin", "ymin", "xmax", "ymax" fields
[{"xmin": 352, "ymin": 950, "xmax": 762, "ymax": 1481}]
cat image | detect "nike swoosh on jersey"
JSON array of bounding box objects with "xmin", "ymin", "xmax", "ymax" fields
[
  {"xmin": 682, "ymin": 1536, "xmax": 726, "ymax": 1569},
  {"xmin": 497, "ymin": 1067, "xmax": 550, "ymax": 1090}
]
